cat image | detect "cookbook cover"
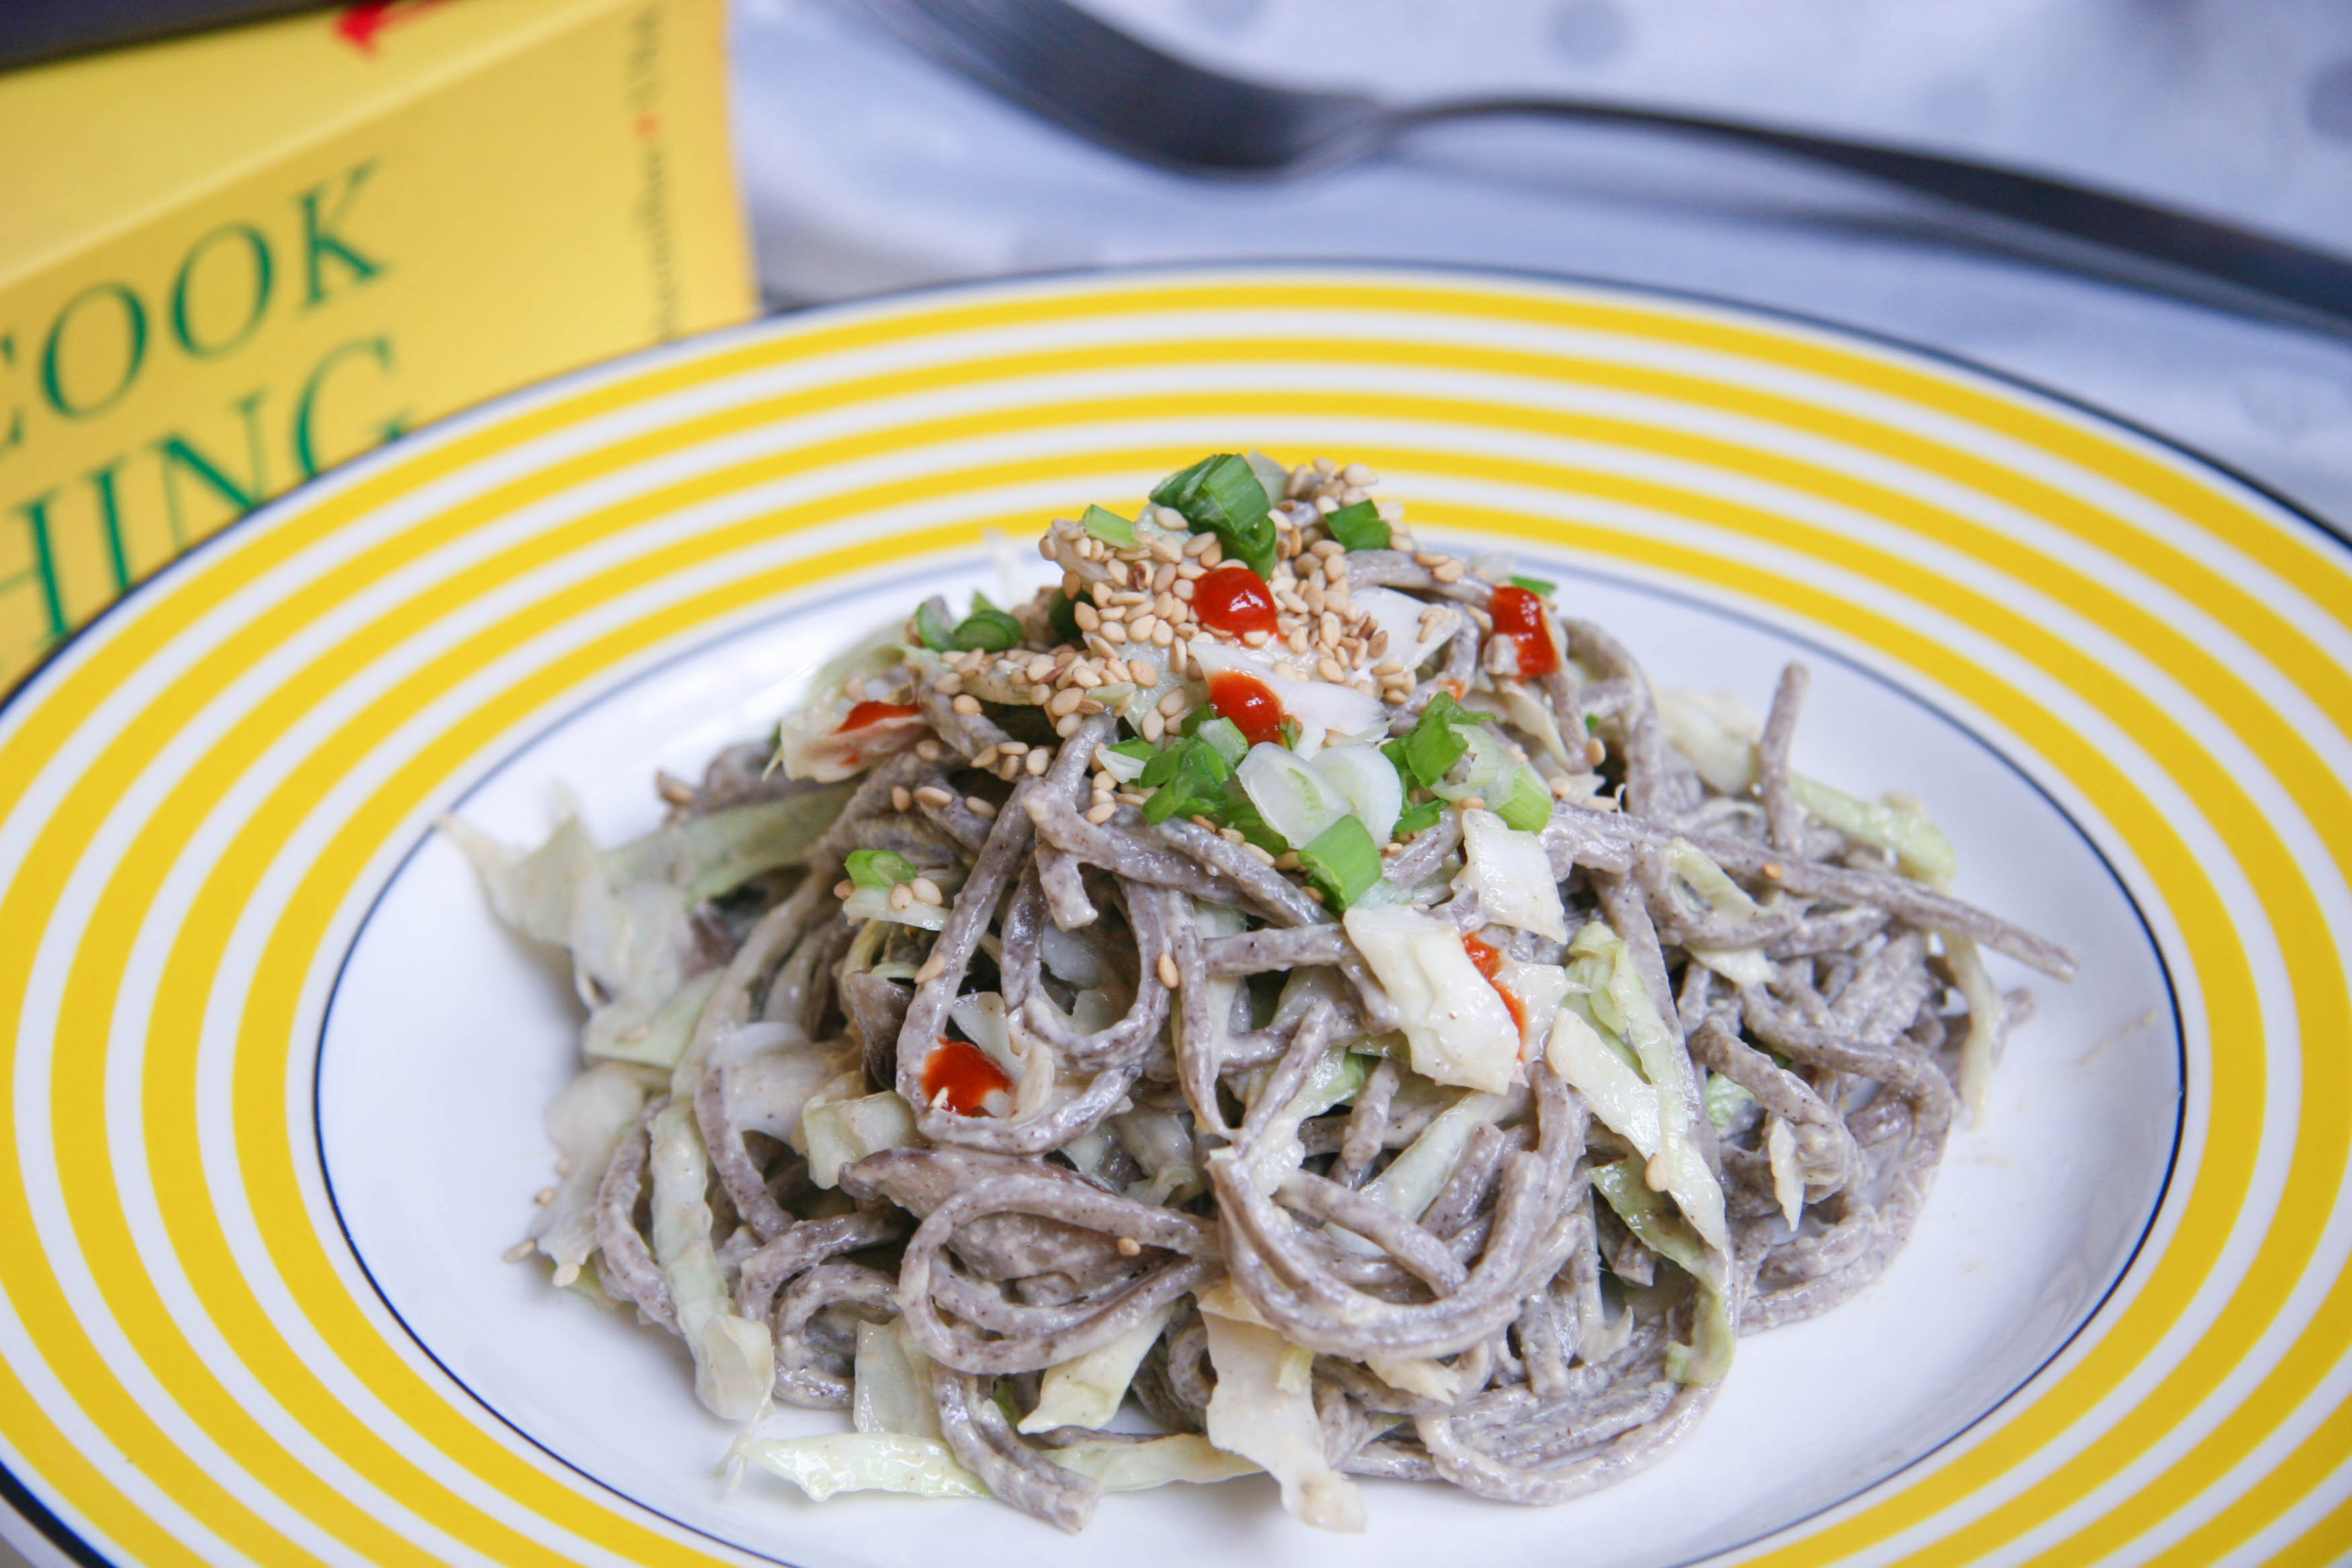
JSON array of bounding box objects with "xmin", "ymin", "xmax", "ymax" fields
[{"xmin": 0, "ymin": 0, "xmax": 756, "ymax": 691}]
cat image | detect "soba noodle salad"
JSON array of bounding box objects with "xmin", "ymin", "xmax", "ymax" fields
[{"xmin": 454, "ymin": 452, "xmax": 2075, "ymax": 1534}]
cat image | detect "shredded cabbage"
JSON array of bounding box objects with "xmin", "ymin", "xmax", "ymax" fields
[
  {"xmin": 1588, "ymin": 1159, "xmax": 1734, "ymax": 1385},
  {"xmin": 1342, "ymin": 905, "xmax": 1520, "ymax": 1093},
  {"xmin": 1459, "ymin": 807, "xmax": 1567, "ymax": 940},
  {"xmin": 1197, "ymin": 1296, "xmax": 1365, "ymax": 1532},
  {"xmin": 648, "ymin": 1099, "xmax": 775, "ymax": 1420},
  {"xmin": 803, "ymin": 1091, "xmax": 920, "ymax": 1187},
  {"xmin": 1048, "ymin": 1435, "xmax": 1259, "ymax": 1491},
  {"xmin": 1561, "ymin": 924, "xmax": 1729, "ymax": 1255},
  {"xmin": 530, "ymin": 1062, "xmax": 646, "ymax": 1283},
  {"xmin": 1019, "ymin": 1302, "xmax": 1177, "ymax": 1434}
]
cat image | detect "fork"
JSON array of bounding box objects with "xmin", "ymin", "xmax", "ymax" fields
[{"xmin": 863, "ymin": 0, "xmax": 2352, "ymax": 332}]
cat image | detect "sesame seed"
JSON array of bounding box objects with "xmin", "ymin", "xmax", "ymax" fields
[
  {"xmin": 1075, "ymin": 602, "xmax": 1101, "ymax": 632},
  {"xmin": 1157, "ymin": 952, "xmax": 1181, "ymax": 989},
  {"xmin": 1189, "ymin": 814, "xmax": 1218, "ymax": 830},
  {"xmin": 1459, "ymin": 795, "xmax": 1485, "ymax": 811},
  {"xmin": 534, "ymin": 1186, "xmax": 556, "ymax": 1206},
  {"xmin": 1048, "ymin": 687, "xmax": 1082, "ymax": 717},
  {"xmin": 1102, "ymin": 621, "xmax": 1129, "ymax": 644},
  {"xmin": 1174, "ymin": 565, "xmax": 1202, "ymax": 586},
  {"xmin": 1275, "ymin": 851, "xmax": 1303, "ymax": 871},
  {"xmin": 1183, "ymin": 532, "xmax": 1216, "ymax": 556},
  {"xmin": 1091, "ymin": 581, "xmax": 1114, "ymax": 607},
  {"xmin": 1644, "ymin": 1154, "xmax": 1671, "ymax": 1193},
  {"xmin": 1343, "ymin": 462, "xmax": 1377, "ymax": 485},
  {"xmin": 952, "ymin": 694, "xmax": 982, "ymax": 716},
  {"xmin": 1310, "ymin": 539, "xmax": 1344, "ymax": 558},
  {"xmin": 1304, "ymin": 887, "xmax": 1326, "ymax": 905},
  {"xmin": 1314, "ymin": 495, "xmax": 1338, "ymax": 515},
  {"xmin": 503, "ymin": 1240, "xmax": 537, "ymax": 1263},
  {"xmin": 998, "ymin": 740, "xmax": 1029, "ymax": 756},
  {"xmin": 1414, "ymin": 551, "xmax": 1447, "ymax": 569},
  {"xmin": 1220, "ymin": 826, "xmax": 1244, "ymax": 844},
  {"xmin": 1025, "ymin": 656, "xmax": 1055, "ymax": 681},
  {"xmin": 1130, "ymin": 614, "xmax": 1160, "ymax": 641},
  {"xmin": 1323, "ymin": 555, "xmax": 1347, "ymax": 584},
  {"xmin": 1158, "ymin": 688, "xmax": 1187, "ymax": 716},
  {"xmin": 1762, "ymin": 861, "xmax": 1784, "ymax": 880},
  {"xmin": 1433, "ymin": 559, "xmax": 1465, "ymax": 583},
  {"xmin": 891, "ymin": 785, "xmax": 913, "ymax": 812},
  {"xmin": 1055, "ymin": 713, "xmax": 1083, "ymax": 737},
  {"xmin": 999, "ymin": 757, "xmax": 1023, "ymax": 780},
  {"xmin": 915, "ymin": 784, "xmax": 954, "ymax": 807},
  {"xmin": 1115, "ymin": 1236, "xmax": 1144, "ymax": 1257},
  {"xmin": 916, "ymin": 953, "xmax": 946, "ymax": 983},
  {"xmin": 932, "ymin": 673, "xmax": 963, "ymax": 694},
  {"xmin": 1381, "ymin": 842, "xmax": 1404, "ymax": 858},
  {"xmin": 911, "ymin": 877, "xmax": 944, "ymax": 906},
  {"xmin": 1118, "ymin": 790, "xmax": 1148, "ymax": 805},
  {"xmin": 1242, "ymin": 630, "xmax": 1271, "ymax": 648},
  {"xmin": 1587, "ymin": 736, "xmax": 1607, "ymax": 767},
  {"xmin": 1316, "ymin": 656, "xmax": 1345, "ymax": 683},
  {"xmin": 889, "ymin": 883, "xmax": 914, "ymax": 910},
  {"xmin": 1026, "ymin": 748, "xmax": 1050, "ymax": 776},
  {"xmin": 973, "ymin": 745, "xmax": 1000, "ymax": 769},
  {"xmin": 1141, "ymin": 709, "xmax": 1166, "ymax": 741},
  {"xmin": 1244, "ymin": 843, "xmax": 1276, "ymax": 867},
  {"xmin": 966, "ymin": 795, "xmax": 997, "ymax": 818},
  {"xmin": 1086, "ymin": 801, "xmax": 1118, "ymax": 824}
]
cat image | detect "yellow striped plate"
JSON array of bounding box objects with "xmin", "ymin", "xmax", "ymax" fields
[{"xmin": 0, "ymin": 268, "xmax": 2345, "ymax": 1567}]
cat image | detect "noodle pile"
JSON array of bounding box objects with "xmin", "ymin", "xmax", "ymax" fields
[{"xmin": 459, "ymin": 454, "xmax": 2074, "ymax": 1533}]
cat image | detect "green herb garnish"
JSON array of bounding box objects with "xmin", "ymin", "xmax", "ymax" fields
[
  {"xmin": 914, "ymin": 601, "xmax": 958, "ymax": 652},
  {"xmin": 1509, "ymin": 575, "xmax": 1556, "ymax": 595},
  {"xmin": 1493, "ymin": 766, "xmax": 1555, "ymax": 832},
  {"xmin": 1150, "ymin": 453, "xmax": 1277, "ymax": 578},
  {"xmin": 1385, "ymin": 692, "xmax": 1471, "ymax": 790},
  {"xmin": 1393, "ymin": 799, "xmax": 1444, "ymax": 837},
  {"xmin": 951, "ymin": 592, "xmax": 1026, "ymax": 652},
  {"xmin": 1220, "ymin": 776, "xmax": 1290, "ymax": 855},
  {"xmin": 1046, "ymin": 591, "xmax": 1083, "ymax": 644},
  {"xmin": 1140, "ymin": 735, "xmax": 1234, "ymax": 824},
  {"xmin": 1324, "ymin": 499, "xmax": 1389, "ymax": 552},
  {"xmin": 1081, "ymin": 504, "xmax": 1137, "ymax": 547},
  {"xmin": 846, "ymin": 849, "xmax": 918, "ymax": 888},
  {"xmin": 1297, "ymin": 816, "xmax": 1381, "ymax": 910}
]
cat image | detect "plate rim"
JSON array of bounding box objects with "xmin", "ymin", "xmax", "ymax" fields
[{"xmin": 0, "ymin": 259, "xmax": 2324, "ymax": 1568}]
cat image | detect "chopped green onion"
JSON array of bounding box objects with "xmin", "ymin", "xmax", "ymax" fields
[
  {"xmin": 951, "ymin": 603, "xmax": 1025, "ymax": 652},
  {"xmin": 846, "ymin": 849, "xmax": 918, "ymax": 889},
  {"xmin": 1509, "ymin": 575, "xmax": 1556, "ymax": 595},
  {"xmin": 1220, "ymin": 776, "xmax": 1289, "ymax": 855},
  {"xmin": 1585, "ymin": 713, "xmax": 1600, "ymax": 734},
  {"xmin": 1297, "ymin": 816, "xmax": 1381, "ymax": 910},
  {"xmin": 1387, "ymin": 693, "xmax": 1469, "ymax": 790},
  {"xmin": 1150, "ymin": 453, "xmax": 1277, "ymax": 578},
  {"xmin": 1493, "ymin": 766, "xmax": 1553, "ymax": 832},
  {"xmin": 1278, "ymin": 716, "xmax": 1302, "ymax": 750},
  {"xmin": 914, "ymin": 601, "xmax": 958, "ymax": 652},
  {"xmin": 1393, "ymin": 799, "xmax": 1443, "ymax": 837},
  {"xmin": 1081, "ymin": 505, "xmax": 1137, "ymax": 547},
  {"xmin": 1323, "ymin": 499, "xmax": 1389, "ymax": 552},
  {"xmin": 1192, "ymin": 716, "xmax": 1248, "ymax": 767},
  {"xmin": 1107, "ymin": 738, "xmax": 1157, "ymax": 763},
  {"xmin": 1140, "ymin": 736, "xmax": 1232, "ymax": 824},
  {"xmin": 1046, "ymin": 591, "xmax": 1083, "ymax": 644}
]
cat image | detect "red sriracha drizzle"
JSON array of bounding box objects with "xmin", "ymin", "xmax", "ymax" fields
[
  {"xmin": 922, "ymin": 1037, "xmax": 1012, "ymax": 1115},
  {"xmin": 1461, "ymin": 932, "xmax": 1528, "ymax": 1036},
  {"xmin": 837, "ymin": 700, "xmax": 920, "ymax": 732},
  {"xmin": 1208, "ymin": 671, "xmax": 1287, "ymax": 747},
  {"xmin": 1193, "ymin": 565, "xmax": 1280, "ymax": 639},
  {"xmin": 1487, "ymin": 586, "xmax": 1559, "ymax": 680}
]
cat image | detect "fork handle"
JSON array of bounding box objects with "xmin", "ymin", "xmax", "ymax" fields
[{"xmin": 1399, "ymin": 96, "xmax": 2352, "ymax": 331}]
